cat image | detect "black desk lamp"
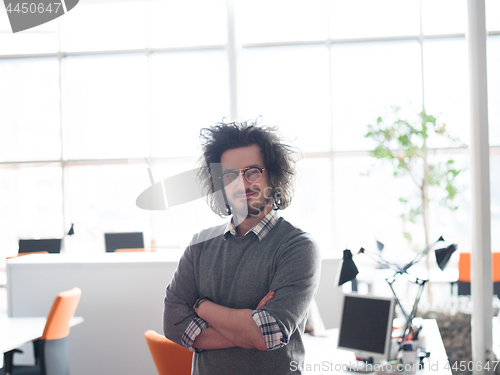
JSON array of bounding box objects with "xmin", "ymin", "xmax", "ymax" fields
[
  {"xmin": 338, "ymin": 249, "xmax": 359, "ymax": 286},
  {"xmin": 338, "ymin": 237, "xmax": 457, "ymax": 342},
  {"xmin": 435, "ymin": 244, "xmax": 458, "ymax": 271}
]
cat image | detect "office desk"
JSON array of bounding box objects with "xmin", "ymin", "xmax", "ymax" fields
[
  {"xmin": 0, "ymin": 316, "xmax": 83, "ymax": 368},
  {"xmin": 303, "ymin": 319, "xmax": 451, "ymax": 374}
]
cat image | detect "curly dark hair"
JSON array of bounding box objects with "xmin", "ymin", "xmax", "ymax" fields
[{"xmin": 197, "ymin": 119, "xmax": 300, "ymax": 217}]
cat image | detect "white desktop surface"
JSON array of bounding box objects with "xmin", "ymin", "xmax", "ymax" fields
[
  {"xmin": 0, "ymin": 316, "xmax": 83, "ymax": 368},
  {"xmin": 303, "ymin": 319, "xmax": 451, "ymax": 374}
]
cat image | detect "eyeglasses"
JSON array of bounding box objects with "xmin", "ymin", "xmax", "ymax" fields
[{"xmin": 220, "ymin": 167, "xmax": 265, "ymax": 186}]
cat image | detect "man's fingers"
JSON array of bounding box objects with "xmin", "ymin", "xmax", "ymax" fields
[
  {"xmin": 256, "ymin": 291, "xmax": 275, "ymax": 310},
  {"xmin": 262, "ymin": 291, "xmax": 275, "ymax": 303}
]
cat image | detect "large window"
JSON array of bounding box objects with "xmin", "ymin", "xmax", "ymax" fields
[{"xmin": 1, "ymin": 0, "xmax": 499, "ymax": 263}]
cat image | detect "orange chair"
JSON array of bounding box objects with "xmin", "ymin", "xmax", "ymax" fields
[
  {"xmin": 144, "ymin": 330, "xmax": 193, "ymax": 375},
  {"xmin": 2, "ymin": 287, "xmax": 82, "ymax": 375},
  {"xmin": 114, "ymin": 248, "xmax": 156, "ymax": 253},
  {"xmin": 458, "ymin": 252, "xmax": 500, "ymax": 296},
  {"xmin": 6, "ymin": 251, "xmax": 49, "ymax": 260}
]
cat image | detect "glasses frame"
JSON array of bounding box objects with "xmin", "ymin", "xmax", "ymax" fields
[{"xmin": 219, "ymin": 167, "xmax": 266, "ymax": 186}]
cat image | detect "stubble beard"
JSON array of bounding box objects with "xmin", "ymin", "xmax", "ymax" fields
[{"xmin": 229, "ymin": 189, "xmax": 272, "ymax": 223}]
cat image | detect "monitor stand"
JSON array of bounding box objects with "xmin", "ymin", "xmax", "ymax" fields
[
  {"xmin": 345, "ymin": 354, "xmax": 394, "ymax": 373},
  {"xmin": 345, "ymin": 357, "xmax": 376, "ymax": 373},
  {"xmin": 346, "ymin": 362, "xmax": 374, "ymax": 373}
]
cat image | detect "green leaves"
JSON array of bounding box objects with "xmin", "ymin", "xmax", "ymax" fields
[
  {"xmin": 364, "ymin": 106, "xmax": 464, "ymax": 247},
  {"xmin": 427, "ymin": 159, "xmax": 464, "ymax": 209}
]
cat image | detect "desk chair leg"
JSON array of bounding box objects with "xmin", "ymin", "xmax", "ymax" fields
[
  {"xmin": 33, "ymin": 339, "xmax": 42, "ymax": 365},
  {"xmin": 3, "ymin": 349, "xmax": 23, "ymax": 375}
]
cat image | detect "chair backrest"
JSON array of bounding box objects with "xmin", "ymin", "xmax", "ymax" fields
[
  {"xmin": 144, "ymin": 330, "xmax": 193, "ymax": 375},
  {"xmin": 6, "ymin": 251, "xmax": 49, "ymax": 260},
  {"xmin": 494, "ymin": 253, "xmax": 500, "ymax": 283},
  {"xmin": 458, "ymin": 252, "xmax": 500, "ymax": 296},
  {"xmin": 458, "ymin": 253, "xmax": 471, "ymax": 295},
  {"xmin": 42, "ymin": 287, "xmax": 82, "ymax": 340},
  {"xmin": 458, "ymin": 253, "xmax": 471, "ymax": 282},
  {"xmin": 459, "ymin": 252, "xmax": 500, "ymax": 282},
  {"xmin": 114, "ymin": 248, "xmax": 155, "ymax": 253}
]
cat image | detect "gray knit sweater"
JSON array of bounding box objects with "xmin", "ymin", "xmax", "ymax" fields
[{"xmin": 163, "ymin": 217, "xmax": 321, "ymax": 375}]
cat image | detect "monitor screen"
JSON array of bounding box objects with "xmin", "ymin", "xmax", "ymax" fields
[
  {"xmin": 337, "ymin": 293, "xmax": 396, "ymax": 360},
  {"xmin": 104, "ymin": 232, "xmax": 144, "ymax": 252},
  {"xmin": 18, "ymin": 238, "xmax": 62, "ymax": 254}
]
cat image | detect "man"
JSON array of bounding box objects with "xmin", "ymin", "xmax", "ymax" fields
[{"xmin": 163, "ymin": 120, "xmax": 321, "ymax": 374}]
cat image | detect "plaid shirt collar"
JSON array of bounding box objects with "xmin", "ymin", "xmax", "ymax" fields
[{"xmin": 223, "ymin": 209, "xmax": 280, "ymax": 242}]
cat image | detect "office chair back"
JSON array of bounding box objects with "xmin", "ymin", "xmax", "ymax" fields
[
  {"xmin": 39, "ymin": 287, "xmax": 82, "ymax": 375},
  {"xmin": 458, "ymin": 252, "xmax": 500, "ymax": 296},
  {"xmin": 2, "ymin": 287, "xmax": 82, "ymax": 375},
  {"xmin": 144, "ymin": 330, "xmax": 193, "ymax": 375},
  {"xmin": 43, "ymin": 287, "xmax": 82, "ymax": 340},
  {"xmin": 6, "ymin": 251, "xmax": 49, "ymax": 260},
  {"xmin": 114, "ymin": 248, "xmax": 154, "ymax": 253}
]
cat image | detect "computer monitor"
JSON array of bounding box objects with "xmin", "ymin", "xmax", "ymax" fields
[
  {"xmin": 104, "ymin": 232, "xmax": 144, "ymax": 252},
  {"xmin": 18, "ymin": 238, "xmax": 62, "ymax": 254},
  {"xmin": 337, "ymin": 293, "xmax": 396, "ymax": 362}
]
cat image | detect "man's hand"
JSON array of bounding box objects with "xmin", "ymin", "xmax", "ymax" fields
[
  {"xmin": 256, "ymin": 290, "xmax": 275, "ymax": 310},
  {"xmin": 193, "ymin": 298, "xmax": 211, "ymax": 315}
]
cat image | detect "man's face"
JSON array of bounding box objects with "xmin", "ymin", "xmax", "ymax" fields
[{"xmin": 220, "ymin": 144, "xmax": 271, "ymax": 220}]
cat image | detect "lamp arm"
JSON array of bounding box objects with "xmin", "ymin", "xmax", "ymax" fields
[
  {"xmin": 402, "ymin": 236, "xmax": 444, "ymax": 272},
  {"xmin": 360, "ymin": 249, "xmax": 406, "ymax": 274},
  {"xmin": 401, "ymin": 279, "xmax": 427, "ymax": 342},
  {"xmin": 386, "ymin": 276, "xmax": 409, "ymax": 321}
]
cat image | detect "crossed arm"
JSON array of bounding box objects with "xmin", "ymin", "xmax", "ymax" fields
[{"xmin": 192, "ymin": 291, "xmax": 275, "ymax": 351}]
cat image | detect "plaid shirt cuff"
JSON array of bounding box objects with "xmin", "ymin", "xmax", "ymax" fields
[
  {"xmin": 252, "ymin": 310, "xmax": 289, "ymax": 350},
  {"xmin": 181, "ymin": 317, "xmax": 210, "ymax": 352}
]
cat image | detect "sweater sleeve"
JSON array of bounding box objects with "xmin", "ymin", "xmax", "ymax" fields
[
  {"xmin": 163, "ymin": 240, "xmax": 201, "ymax": 348},
  {"xmin": 260, "ymin": 232, "xmax": 321, "ymax": 342}
]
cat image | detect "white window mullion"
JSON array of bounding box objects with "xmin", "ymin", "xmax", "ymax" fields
[{"xmin": 226, "ymin": 0, "xmax": 241, "ymax": 121}]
